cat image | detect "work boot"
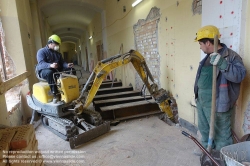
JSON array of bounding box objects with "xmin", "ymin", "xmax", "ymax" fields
[
  {"xmin": 193, "ymin": 130, "xmax": 203, "ymax": 156},
  {"xmin": 52, "ymin": 93, "xmax": 60, "ymax": 103},
  {"xmin": 200, "ymin": 150, "xmax": 226, "ymax": 166},
  {"xmin": 193, "ymin": 148, "xmax": 203, "ymax": 156},
  {"xmin": 52, "ymin": 96, "xmax": 58, "ymax": 103}
]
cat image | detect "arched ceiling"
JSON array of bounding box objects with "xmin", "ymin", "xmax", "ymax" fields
[{"xmin": 37, "ymin": 0, "xmax": 104, "ymax": 44}]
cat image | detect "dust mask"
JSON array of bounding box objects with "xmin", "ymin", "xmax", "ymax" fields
[{"xmin": 54, "ymin": 45, "xmax": 59, "ymax": 51}]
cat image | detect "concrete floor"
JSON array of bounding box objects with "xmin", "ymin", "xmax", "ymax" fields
[
  {"xmin": 34, "ymin": 66, "xmax": 200, "ymax": 166},
  {"xmin": 35, "ymin": 116, "xmax": 200, "ymax": 166}
]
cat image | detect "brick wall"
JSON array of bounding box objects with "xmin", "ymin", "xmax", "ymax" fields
[{"xmin": 133, "ymin": 7, "xmax": 161, "ymax": 91}]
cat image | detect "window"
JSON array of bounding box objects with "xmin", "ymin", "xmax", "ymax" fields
[{"xmin": 0, "ymin": 19, "xmax": 22, "ymax": 112}]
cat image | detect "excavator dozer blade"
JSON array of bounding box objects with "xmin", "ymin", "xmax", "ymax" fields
[{"xmin": 69, "ymin": 121, "xmax": 110, "ymax": 149}]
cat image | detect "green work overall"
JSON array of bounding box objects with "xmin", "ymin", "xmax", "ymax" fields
[{"xmin": 196, "ymin": 66, "xmax": 233, "ymax": 150}]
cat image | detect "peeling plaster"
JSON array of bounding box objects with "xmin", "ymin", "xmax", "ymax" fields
[{"xmin": 243, "ymin": 101, "xmax": 250, "ymax": 134}]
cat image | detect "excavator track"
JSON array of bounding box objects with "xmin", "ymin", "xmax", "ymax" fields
[
  {"xmin": 41, "ymin": 109, "xmax": 103, "ymax": 142},
  {"xmin": 41, "ymin": 115, "xmax": 77, "ymax": 140},
  {"xmin": 81, "ymin": 109, "xmax": 102, "ymax": 126}
]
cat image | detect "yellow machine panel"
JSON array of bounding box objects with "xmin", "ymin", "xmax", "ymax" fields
[
  {"xmin": 33, "ymin": 82, "xmax": 53, "ymax": 103},
  {"xmin": 58, "ymin": 74, "xmax": 79, "ymax": 104}
]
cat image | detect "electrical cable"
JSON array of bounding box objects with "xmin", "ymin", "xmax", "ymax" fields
[
  {"xmin": 104, "ymin": 7, "xmax": 133, "ymax": 30},
  {"xmin": 95, "ymin": 7, "xmax": 133, "ymax": 37}
]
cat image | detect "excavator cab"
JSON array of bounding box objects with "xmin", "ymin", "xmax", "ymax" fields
[{"xmin": 33, "ymin": 66, "xmax": 79, "ymax": 104}]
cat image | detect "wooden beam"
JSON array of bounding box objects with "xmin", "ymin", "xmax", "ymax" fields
[
  {"xmin": 0, "ymin": 71, "xmax": 30, "ymax": 95},
  {"xmin": 0, "ymin": 75, "xmax": 10, "ymax": 126},
  {"xmin": 94, "ymin": 91, "xmax": 141, "ymax": 101}
]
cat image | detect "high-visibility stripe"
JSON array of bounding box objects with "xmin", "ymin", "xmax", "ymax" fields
[{"xmin": 220, "ymin": 84, "xmax": 228, "ymax": 87}]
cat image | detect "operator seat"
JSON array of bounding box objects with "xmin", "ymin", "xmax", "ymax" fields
[{"xmin": 35, "ymin": 65, "xmax": 46, "ymax": 82}]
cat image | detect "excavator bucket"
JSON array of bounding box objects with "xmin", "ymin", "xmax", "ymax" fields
[{"xmin": 69, "ymin": 121, "xmax": 110, "ymax": 149}]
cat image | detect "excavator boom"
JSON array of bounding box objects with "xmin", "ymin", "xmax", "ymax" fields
[{"xmin": 74, "ymin": 50, "xmax": 174, "ymax": 122}]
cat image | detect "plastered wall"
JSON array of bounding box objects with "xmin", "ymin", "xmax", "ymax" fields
[
  {"xmin": 102, "ymin": 0, "xmax": 250, "ymax": 138},
  {"xmin": 86, "ymin": 13, "xmax": 102, "ymax": 71},
  {"xmin": 241, "ymin": 1, "xmax": 250, "ymax": 137},
  {"xmin": 158, "ymin": 0, "xmax": 201, "ymax": 125},
  {"xmin": 60, "ymin": 43, "xmax": 76, "ymax": 63},
  {"xmin": 79, "ymin": 32, "xmax": 88, "ymax": 70},
  {"xmin": 104, "ymin": 0, "xmax": 201, "ymax": 124}
]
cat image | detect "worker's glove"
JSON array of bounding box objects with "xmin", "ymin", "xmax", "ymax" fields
[
  {"xmin": 68, "ymin": 63, "xmax": 74, "ymax": 68},
  {"xmin": 209, "ymin": 53, "xmax": 228, "ymax": 70},
  {"xmin": 50, "ymin": 63, "xmax": 58, "ymax": 68}
]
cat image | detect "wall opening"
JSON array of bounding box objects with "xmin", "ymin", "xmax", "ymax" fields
[{"xmin": 133, "ymin": 7, "xmax": 161, "ymax": 91}]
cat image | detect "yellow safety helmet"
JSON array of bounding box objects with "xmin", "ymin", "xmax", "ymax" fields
[
  {"xmin": 48, "ymin": 34, "xmax": 61, "ymax": 45},
  {"xmin": 195, "ymin": 25, "xmax": 220, "ymax": 41}
]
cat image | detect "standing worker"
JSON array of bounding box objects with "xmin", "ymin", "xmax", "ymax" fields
[
  {"xmin": 36, "ymin": 34, "xmax": 74, "ymax": 101},
  {"xmin": 194, "ymin": 25, "xmax": 246, "ymax": 152}
]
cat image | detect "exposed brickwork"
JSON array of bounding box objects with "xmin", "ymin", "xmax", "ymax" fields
[
  {"xmin": 133, "ymin": 7, "xmax": 161, "ymax": 91},
  {"xmin": 192, "ymin": 0, "xmax": 202, "ymax": 15}
]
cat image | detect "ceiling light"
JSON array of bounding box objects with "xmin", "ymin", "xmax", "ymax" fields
[
  {"xmin": 132, "ymin": 0, "xmax": 143, "ymax": 7},
  {"xmin": 89, "ymin": 36, "xmax": 93, "ymax": 40}
]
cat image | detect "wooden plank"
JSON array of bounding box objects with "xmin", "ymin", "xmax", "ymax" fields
[
  {"xmin": 94, "ymin": 90, "xmax": 141, "ymax": 101},
  {"xmin": 0, "ymin": 76, "xmax": 9, "ymax": 126},
  {"xmin": 0, "ymin": 71, "xmax": 30, "ymax": 94},
  {"xmin": 100, "ymin": 99, "xmax": 156, "ymax": 111},
  {"xmin": 97, "ymin": 86, "xmax": 132, "ymax": 91},
  {"xmin": 99, "ymin": 100, "xmax": 160, "ymax": 120},
  {"xmin": 86, "ymin": 81, "xmax": 122, "ymax": 90},
  {"xmin": 100, "ymin": 81, "xmax": 121, "ymax": 85},
  {"xmin": 96, "ymin": 86, "xmax": 133, "ymax": 95},
  {"xmin": 94, "ymin": 95, "xmax": 152, "ymax": 104},
  {"xmin": 0, "ymin": 71, "xmax": 29, "ymax": 126},
  {"xmin": 115, "ymin": 111, "xmax": 162, "ymax": 121},
  {"xmin": 82, "ymin": 80, "xmax": 116, "ymax": 87},
  {"xmin": 94, "ymin": 96, "xmax": 152, "ymax": 108}
]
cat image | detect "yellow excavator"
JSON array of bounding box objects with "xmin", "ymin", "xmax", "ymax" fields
[{"xmin": 27, "ymin": 50, "xmax": 175, "ymax": 149}]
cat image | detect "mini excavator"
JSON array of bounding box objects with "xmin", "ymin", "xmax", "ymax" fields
[{"xmin": 27, "ymin": 50, "xmax": 175, "ymax": 149}]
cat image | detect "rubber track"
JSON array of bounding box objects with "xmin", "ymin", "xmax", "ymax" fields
[
  {"xmin": 41, "ymin": 115, "xmax": 77, "ymax": 140},
  {"xmin": 82, "ymin": 109, "xmax": 102, "ymax": 126},
  {"xmin": 41, "ymin": 110, "xmax": 103, "ymax": 141}
]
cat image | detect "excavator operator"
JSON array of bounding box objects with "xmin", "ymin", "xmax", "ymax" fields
[{"xmin": 36, "ymin": 34, "xmax": 74, "ymax": 101}]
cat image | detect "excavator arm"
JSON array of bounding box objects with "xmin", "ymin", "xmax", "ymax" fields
[{"xmin": 73, "ymin": 50, "xmax": 175, "ymax": 122}]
